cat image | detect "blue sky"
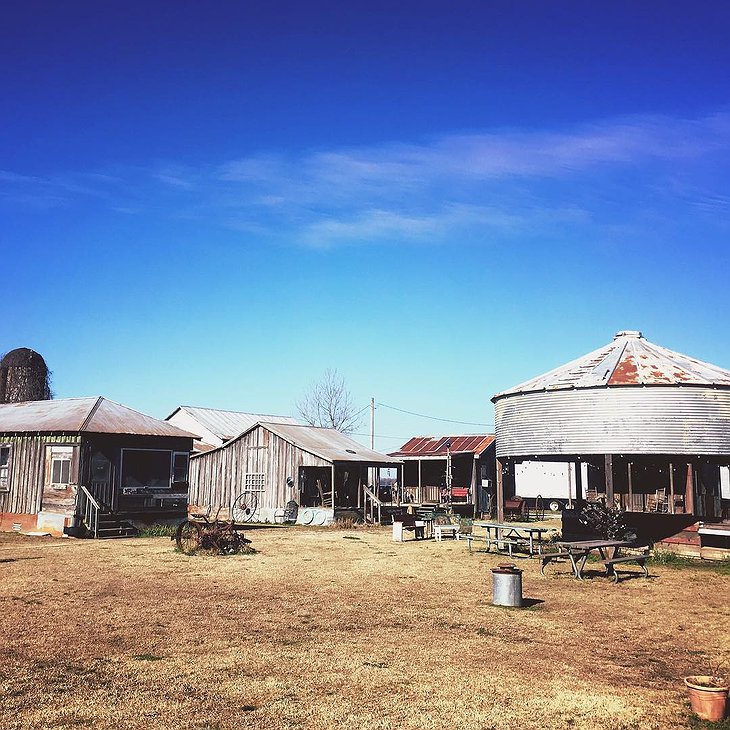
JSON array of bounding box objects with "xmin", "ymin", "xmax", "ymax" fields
[{"xmin": 2, "ymin": 1, "xmax": 730, "ymax": 450}]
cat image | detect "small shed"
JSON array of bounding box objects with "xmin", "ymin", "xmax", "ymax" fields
[
  {"xmin": 0, "ymin": 397, "xmax": 194, "ymax": 536},
  {"xmin": 188, "ymin": 422, "xmax": 402, "ymax": 523},
  {"xmin": 166, "ymin": 405, "xmax": 298, "ymax": 450},
  {"xmin": 388, "ymin": 435, "xmax": 495, "ymax": 512}
]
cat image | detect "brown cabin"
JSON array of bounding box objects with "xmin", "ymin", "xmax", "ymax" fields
[{"xmin": 0, "ymin": 397, "xmax": 194, "ymax": 537}]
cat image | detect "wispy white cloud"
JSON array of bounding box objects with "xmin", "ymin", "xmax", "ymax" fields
[{"xmin": 2, "ymin": 111, "xmax": 729, "ymax": 248}]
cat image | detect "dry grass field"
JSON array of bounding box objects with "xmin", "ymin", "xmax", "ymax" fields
[{"xmin": 1, "ymin": 526, "xmax": 729, "ymax": 730}]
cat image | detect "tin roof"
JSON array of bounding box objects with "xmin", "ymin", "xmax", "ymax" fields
[
  {"xmin": 0, "ymin": 397, "xmax": 195, "ymax": 438},
  {"xmin": 194, "ymin": 421, "xmax": 399, "ymax": 464},
  {"xmin": 261, "ymin": 422, "xmax": 399, "ymax": 464},
  {"xmin": 167, "ymin": 405, "xmax": 298, "ymax": 441},
  {"xmin": 493, "ymin": 330, "xmax": 730, "ymax": 400},
  {"xmin": 389, "ymin": 434, "xmax": 495, "ymax": 458}
]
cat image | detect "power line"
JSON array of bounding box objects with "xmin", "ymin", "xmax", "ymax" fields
[
  {"xmin": 351, "ymin": 431, "xmax": 409, "ymax": 441},
  {"xmin": 376, "ymin": 401, "xmax": 494, "ymax": 428}
]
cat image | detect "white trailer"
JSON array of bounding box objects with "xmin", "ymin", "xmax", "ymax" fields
[{"xmin": 514, "ymin": 460, "xmax": 589, "ymax": 511}]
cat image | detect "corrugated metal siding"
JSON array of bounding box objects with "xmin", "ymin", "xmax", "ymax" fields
[
  {"xmin": 495, "ymin": 387, "xmax": 730, "ymax": 457},
  {"xmin": 0, "ymin": 434, "xmax": 80, "ymax": 515},
  {"xmin": 189, "ymin": 425, "xmax": 330, "ymax": 513}
]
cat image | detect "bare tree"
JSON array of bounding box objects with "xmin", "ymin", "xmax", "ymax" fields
[{"xmin": 296, "ymin": 369, "xmax": 363, "ymax": 434}]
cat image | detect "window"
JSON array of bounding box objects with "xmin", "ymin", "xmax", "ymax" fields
[
  {"xmin": 172, "ymin": 452, "xmax": 189, "ymax": 485},
  {"xmin": 0, "ymin": 444, "xmax": 11, "ymax": 492},
  {"xmin": 244, "ymin": 473, "xmax": 266, "ymax": 492},
  {"xmin": 121, "ymin": 449, "xmax": 173, "ymax": 490},
  {"xmin": 49, "ymin": 446, "xmax": 74, "ymax": 490}
]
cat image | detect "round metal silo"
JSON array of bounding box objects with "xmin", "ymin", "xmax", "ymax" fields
[{"xmin": 492, "ymin": 331, "xmax": 730, "ymax": 458}]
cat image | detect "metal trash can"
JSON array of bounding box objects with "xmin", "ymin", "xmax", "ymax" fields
[{"xmin": 492, "ymin": 563, "xmax": 523, "ymax": 607}]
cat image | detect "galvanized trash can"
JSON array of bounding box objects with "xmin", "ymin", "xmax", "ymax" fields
[{"xmin": 492, "ymin": 563, "xmax": 523, "ymax": 607}]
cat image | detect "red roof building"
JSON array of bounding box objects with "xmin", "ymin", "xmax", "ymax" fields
[{"xmin": 388, "ymin": 434, "xmax": 495, "ymax": 510}]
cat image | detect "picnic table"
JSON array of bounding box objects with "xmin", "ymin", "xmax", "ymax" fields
[
  {"xmin": 466, "ymin": 521, "xmax": 555, "ymax": 557},
  {"xmin": 543, "ymin": 539, "xmax": 649, "ymax": 582}
]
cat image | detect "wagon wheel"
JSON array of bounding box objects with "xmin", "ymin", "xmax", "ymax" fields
[
  {"xmin": 231, "ymin": 491, "xmax": 258, "ymax": 523},
  {"xmin": 535, "ymin": 495, "xmax": 545, "ymax": 521},
  {"xmin": 175, "ymin": 520, "xmax": 202, "ymax": 553}
]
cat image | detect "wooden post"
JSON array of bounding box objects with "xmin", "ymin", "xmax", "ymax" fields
[
  {"xmin": 669, "ymin": 462, "xmax": 675, "ymax": 514},
  {"xmin": 604, "ymin": 454, "xmax": 614, "ymax": 507},
  {"xmin": 331, "ymin": 464, "xmax": 336, "ymax": 510},
  {"xmin": 685, "ymin": 463, "xmax": 694, "ymax": 515},
  {"xmin": 471, "ymin": 457, "xmax": 478, "ymax": 519},
  {"xmin": 627, "ymin": 462, "xmax": 633, "ymax": 512},
  {"xmin": 418, "ymin": 459, "xmax": 422, "ymax": 505},
  {"xmin": 496, "ymin": 457, "xmax": 505, "ymax": 524}
]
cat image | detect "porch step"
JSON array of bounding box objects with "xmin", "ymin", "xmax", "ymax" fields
[{"xmin": 93, "ymin": 514, "xmax": 138, "ymax": 539}]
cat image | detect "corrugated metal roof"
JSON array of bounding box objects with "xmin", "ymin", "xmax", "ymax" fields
[
  {"xmin": 389, "ymin": 434, "xmax": 495, "ymax": 458},
  {"xmin": 169, "ymin": 405, "xmax": 298, "ymax": 441},
  {"xmin": 493, "ymin": 331, "xmax": 730, "ymax": 400},
  {"xmin": 260, "ymin": 423, "xmax": 399, "ymax": 464},
  {"xmin": 196, "ymin": 421, "xmax": 399, "ymax": 464},
  {"xmin": 0, "ymin": 397, "xmax": 195, "ymax": 438}
]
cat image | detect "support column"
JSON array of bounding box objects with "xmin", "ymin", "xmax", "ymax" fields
[
  {"xmin": 685, "ymin": 463, "xmax": 694, "ymax": 515},
  {"xmin": 669, "ymin": 462, "xmax": 675, "ymax": 514},
  {"xmin": 496, "ymin": 457, "xmax": 505, "ymax": 523},
  {"xmin": 471, "ymin": 457, "xmax": 478, "ymax": 518},
  {"xmin": 604, "ymin": 454, "xmax": 614, "ymax": 507},
  {"xmin": 627, "ymin": 462, "xmax": 633, "ymax": 512},
  {"xmin": 418, "ymin": 459, "xmax": 422, "ymax": 505}
]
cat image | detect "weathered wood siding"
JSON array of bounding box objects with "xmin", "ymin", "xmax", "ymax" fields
[
  {"xmin": 0, "ymin": 434, "xmax": 81, "ymax": 516},
  {"xmin": 189, "ymin": 425, "xmax": 330, "ymax": 512}
]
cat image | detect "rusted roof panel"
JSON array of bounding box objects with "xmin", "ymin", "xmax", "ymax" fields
[
  {"xmin": 493, "ymin": 331, "xmax": 730, "ymax": 399},
  {"xmin": 389, "ymin": 434, "xmax": 495, "ymax": 458},
  {"xmin": 0, "ymin": 397, "xmax": 194, "ymax": 438}
]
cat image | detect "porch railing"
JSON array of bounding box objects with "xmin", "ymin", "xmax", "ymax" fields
[
  {"xmin": 77, "ymin": 484, "xmax": 101, "ymax": 538},
  {"xmin": 362, "ymin": 484, "xmax": 382, "ymax": 524}
]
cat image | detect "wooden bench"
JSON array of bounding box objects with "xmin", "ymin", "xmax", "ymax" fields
[
  {"xmin": 463, "ymin": 534, "xmax": 528, "ymax": 557},
  {"xmin": 599, "ymin": 552, "xmax": 650, "ymax": 583}
]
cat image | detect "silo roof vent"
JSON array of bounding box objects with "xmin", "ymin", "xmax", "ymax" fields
[{"xmin": 614, "ymin": 330, "xmax": 643, "ymax": 339}]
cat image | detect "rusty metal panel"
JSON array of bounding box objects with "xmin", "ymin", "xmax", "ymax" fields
[
  {"xmin": 495, "ymin": 388, "xmax": 730, "ymax": 457},
  {"xmin": 389, "ymin": 434, "xmax": 495, "ymax": 458},
  {"xmin": 493, "ymin": 331, "xmax": 730, "ymax": 399}
]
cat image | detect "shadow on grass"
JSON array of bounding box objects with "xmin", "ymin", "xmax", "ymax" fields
[{"xmin": 0, "ymin": 556, "xmax": 42, "ymax": 564}]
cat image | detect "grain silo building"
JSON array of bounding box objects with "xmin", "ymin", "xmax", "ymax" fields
[{"xmin": 491, "ymin": 331, "xmax": 730, "ymax": 530}]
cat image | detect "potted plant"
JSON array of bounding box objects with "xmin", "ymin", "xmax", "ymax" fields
[{"xmin": 684, "ymin": 667, "xmax": 729, "ymax": 722}]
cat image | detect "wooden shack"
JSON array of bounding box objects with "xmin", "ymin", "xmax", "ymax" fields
[
  {"xmin": 388, "ymin": 434, "xmax": 496, "ymax": 514},
  {"xmin": 0, "ymin": 397, "xmax": 194, "ymax": 537},
  {"xmin": 188, "ymin": 421, "xmax": 401, "ymax": 523}
]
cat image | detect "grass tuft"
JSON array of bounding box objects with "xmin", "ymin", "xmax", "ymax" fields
[{"xmin": 137, "ymin": 523, "xmax": 178, "ymax": 538}]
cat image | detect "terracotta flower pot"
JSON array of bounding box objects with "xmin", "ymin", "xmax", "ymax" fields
[{"xmin": 684, "ymin": 675, "xmax": 729, "ymax": 722}]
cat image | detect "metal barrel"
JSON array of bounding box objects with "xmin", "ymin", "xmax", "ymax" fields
[{"xmin": 491, "ymin": 563, "xmax": 523, "ymax": 607}]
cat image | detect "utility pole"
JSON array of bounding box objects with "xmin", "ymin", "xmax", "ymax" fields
[{"xmin": 370, "ymin": 397, "xmax": 375, "ymax": 449}]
